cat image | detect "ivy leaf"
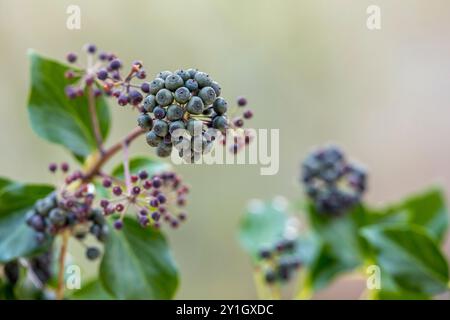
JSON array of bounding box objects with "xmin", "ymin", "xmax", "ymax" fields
[
  {"xmin": 395, "ymin": 188, "xmax": 448, "ymax": 243},
  {"xmin": 100, "ymin": 217, "xmax": 179, "ymax": 299},
  {"xmin": 238, "ymin": 199, "xmax": 292, "ymax": 263},
  {"xmin": 111, "ymin": 156, "xmax": 170, "ymax": 180},
  {"xmin": 27, "ymin": 51, "xmax": 110, "ymax": 160},
  {"xmin": 361, "ymin": 224, "xmax": 449, "ymax": 295},
  {"xmin": 71, "ymin": 279, "xmax": 113, "ymax": 300},
  {"xmin": 0, "ymin": 179, "xmax": 54, "ymax": 262}
]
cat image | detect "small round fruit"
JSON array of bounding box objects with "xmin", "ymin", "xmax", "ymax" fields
[
  {"xmin": 212, "ymin": 116, "xmax": 228, "ymax": 132},
  {"xmin": 86, "ymin": 247, "xmax": 101, "ymax": 260},
  {"xmin": 175, "ymin": 69, "xmax": 190, "ymax": 81},
  {"xmin": 167, "ymin": 104, "xmax": 185, "ymax": 121},
  {"xmin": 143, "ymin": 95, "xmax": 157, "ymax": 112},
  {"xmin": 185, "ymin": 79, "xmax": 199, "ymax": 92},
  {"xmin": 186, "ymin": 68, "xmax": 198, "ymax": 79},
  {"xmin": 49, "ymin": 208, "xmax": 66, "ymax": 227},
  {"xmin": 165, "ymin": 74, "xmax": 184, "ymax": 91},
  {"xmin": 153, "ymin": 120, "xmax": 169, "ymax": 137},
  {"xmin": 194, "ymin": 72, "xmax": 212, "ymax": 87},
  {"xmin": 156, "ymin": 142, "xmax": 173, "ymax": 157},
  {"xmin": 213, "ymin": 97, "xmax": 228, "ymax": 115},
  {"xmin": 169, "ymin": 120, "xmax": 186, "ymax": 134},
  {"xmin": 153, "ymin": 106, "xmax": 166, "ymax": 119},
  {"xmin": 174, "ymin": 87, "xmax": 191, "ymax": 104},
  {"xmin": 149, "ymin": 78, "xmax": 165, "ymax": 95},
  {"xmin": 198, "ymin": 86, "xmax": 216, "ymax": 105},
  {"xmin": 186, "ymin": 96, "xmax": 204, "ymax": 115},
  {"xmin": 157, "ymin": 71, "xmax": 172, "ymax": 80},
  {"xmin": 137, "ymin": 114, "xmax": 153, "ymax": 130},
  {"xmin": 155, "ymin": 89, "xmax": 173, "ymax": 106},
  {"xmin": 187, "ymin": 119, "xmax": 203, "ymax": 136},
  {"xmin": 211, "ymin": 81, "xmax": 221, "ymax": 96}
]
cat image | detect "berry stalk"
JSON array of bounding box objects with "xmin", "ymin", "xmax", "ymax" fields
[
  {"xmin": 56, "ymin": 230, "xmax": 70, "ymax": 300},
  {"xmin": 83, "ymin": 127, "xmax": 146, "ymax": 182}
]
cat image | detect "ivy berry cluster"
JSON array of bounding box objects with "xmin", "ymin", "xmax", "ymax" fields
[
  {"xmin": 258, "ymin": 239, "xmax": 302, "ymax": 285},
  {"xmin": 301, "ymin": 145, "xmax": 367, "ymax": 215},
  {"xmin": 100, "ymin": 170, "xmax": 189, "ymax": 230},
  {"xmin": 26, "ymin": 163, "xmax": 106, "ymax": 261}
]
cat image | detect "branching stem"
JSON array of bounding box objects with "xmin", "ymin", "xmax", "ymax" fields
[{"xmin": 56, "ymin": 230, "xmax": 70, "ymax": 300}]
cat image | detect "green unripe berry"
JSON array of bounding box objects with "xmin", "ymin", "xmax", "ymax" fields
[
  {"xmin": 213, "ymin": 97, "xmax": 228, "ymax": 115},
  {"xmin": 194, "ymin": 72, "xmax": 212, "ymax": 87},
  {"xmin": 149, "ymin": 78, "xmax": 165, "ymax": 95},
  {"xmin": 187, "ymin": 119, "xmax": 203, "ymax": 136},
  {"xmin": 156, "ymin": 142, "xmax": 173, "ymax": 157},
  {"xmin": 155, "ymin": 88, "xmax": 173, "ymax": 106},
  {"xmin": 186, "ymin": 68, "xmax": 198, "ymax": 79},
  {"xmin": 165, "ymin": 74, "xmax": 184, "ymax": 91},
  {"xmin": 146, "ymin": 130, "xmax": 162, "ymax": 147},
  {"xmin": 185, "ymin": 79, "xmax": 199, "ymax": 92},
  {"xmin": 175, "ymin": 69, "xmax": 190, "ymax": 81},
  {"xmin": 198, "ymin": 86, "xmax": 217, "ymax": 105},
  {"xmin": 186, "ymin": 96, "xmax": 204, "ymax": 115},
  {"xmin": 167, "ymin": 104, "xmax": 185, "ymax": 121},
  {"xmin": 157, "ymin": 71, "xmax": 172, "ymax": 80},
  {"xmin": 212, "ymin": 116, "xmax": 228, "ymax": 132},
  {"xmin": 174, "ymin": 87, "xmax": 191, "ymax": 104},
  {"xmin": 211, "ymin": 81, "xmax": 221, "ymax": 96},
  {"xmin": 143, "ymin": 95, "xmax": 157, "ymax": 112},
  {"xmin": 137, "ymin": 114, "xmax": 153, "ymax": 130},
  {"xmin": 169, "ymin": 120, "xmax": 186, "ymax": 134},
  {"xmin": 153, "ymin": 120, "xmax": 169, "ymax": 137}
]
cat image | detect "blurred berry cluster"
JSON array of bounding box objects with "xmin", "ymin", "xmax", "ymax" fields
[
  {"xmin": 100, "ymin": 170, "xmax": 189, "ymax": 230},
  {"xmin": 26, "ymin": 163, "xmax": 105, "ymax": 261},
  {"xmin": 258, "ymin": 239, "xmax": 302, "ymax": 285},
  {"xmin": 301, "ymin": 146, "xmax": 367, "ymax": 215},
  {"xmin": 4, "ymin": 250, "xmax": 53, "ymax": 288}
]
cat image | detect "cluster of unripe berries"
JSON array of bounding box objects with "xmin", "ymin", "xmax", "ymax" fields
[
  {"xmin": 258, "ymin": 239, "xmax": 302, "ymax": 284},
  {"xmin": 64, "ymin": 43, "xmax": 146, "ymax": 105},
  {"xmin": 100, "ymin": 170, "xmax": 189, "ymax": 230},
  {"xmin": 138, "ymin": 69, "xmax": 254, "ymax": 160},
  {"xmin": 301, "ymin": 146, "xmax": 367, "ymax": 215},
  {"xmin": 26, "ymin": 163, "xmax": 105, "ymax": 261}
]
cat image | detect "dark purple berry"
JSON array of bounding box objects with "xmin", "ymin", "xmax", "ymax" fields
[
  {"xmin": 66, "ymin": 52, "xmax": 77, "ymax": 63},
  {"xmin": 109, "ymin": 59, "xmax": 122, "ymax": 70},
  {"xmin": 97, "ymin": 69, "xmax": 108, "ymax": 80},
  {"xmin": 48, "ymin": 163, "xmax": 57, "ymax": 173},
  {"xmin": 237, "ymin": 96, "xmax": 247, "ymax": 107},
  {"xmin": 61, "ymin": 162, "xmax": 69, "ymax": 172},
  {"xmin": 86, "ymin": 44, "xmax": 97, "ymax": 54},
  {"xmin": 152, "ymin": 177, "xmax": 162, "ymax": 188},
  {"xmin": 151, "ymin": 212, "xmax": 160, "ymax": 221},
  {"xmin": 132, "ymin": 186, "xmax": 141, "ymax": 195},
  {"xmin": 138, "ymin": 170, "xmax": 148, "ymax": 180},
  {"xmin": 141, "ymin": 82, "xmax": 150, "ymax": 93},
  {"xmin": 102, "ymin": 178, "xmax": 112, "ymax": 188},
  {"xmin": 118, "ymin": 93, "xmax": 128, "ymax": 106},
  {"xmin": 243, "ymin": 110, "xmax": 253, "ymax": 119},
  {"xmin": 112, "ymin": 186, "xmax": 122, "ymax": 196},
  {"xmin": 114, "ymin": 220, "xmax": 123, "ymax": 230}
]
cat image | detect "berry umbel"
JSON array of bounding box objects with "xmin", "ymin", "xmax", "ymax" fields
[{"xmin": 301, "ymin": 145, "xmax": 367, "ymax": 215}]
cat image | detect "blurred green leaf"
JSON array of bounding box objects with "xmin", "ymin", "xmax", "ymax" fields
[
  {"xmin": 373, "ymin": 272, "xmax": 432, "ymax": 300},
  {"xmin": 71, "ymin": 279, "xmax": 113, "ymax": 300},
  {"xmin": 396, "ymin": 188, "xmax": 447, "ymax": 243},
  {"xmin": 111, "ymin": 156, "xmax": 170, "ymax": 180},
  {"xmin": 361, "ymin": 224, "xmax": 449, "ymax": 295},
  {"xmin": 238, "ymin": 199, "xmax": 292, "ymax": 262},
  {"xmin": 27, "ymin": 51, "xmax": 110, "ymax": 159},
  {"xmin": 0, "ymin": 180, "xmax": 54, "ymax": 263},
  {"xmin": 100, "ymin": 217, "xmax": 179, "ymax": 299},
  {"xmin": 305, "ymin": 203, "xmax": 368, "ymax": 289}
]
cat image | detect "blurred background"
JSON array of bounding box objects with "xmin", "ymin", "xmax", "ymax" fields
[{"xmin": 1, "ymin": 0, "xmax": 450, "ymax": 299}]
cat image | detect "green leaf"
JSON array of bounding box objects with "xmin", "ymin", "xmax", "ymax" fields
[
  {"xmin": 27, "ymin": 51, "xmax": 110, "ymax": 159},
  {"xmin": 71, "ymin": 279, "xmax": 113, "ymax": 300},
  {"xmin": 361, "ymin": 224, "xmax": 449, "ymax": 295},
  {"xmin": 100, "ymin": 217, "xmax": 179, "ymax": 299},
  {"xmin": 111, "ymin": 156, "xmax": 170, "ymax": 180},
  {"xmin": 397, "ymin": 188, "xmax": 448, "ymax": 243},
  {"xmin": 238, "ymin": 199, "xmax": 291, "ymax": 262},
  {"xmin": 373, "ymin": 273, "xmax": 432, "ymax": 300},
  {"xmin": 0, "ymin": 180, "xmax": 54, "ymax": 262}
]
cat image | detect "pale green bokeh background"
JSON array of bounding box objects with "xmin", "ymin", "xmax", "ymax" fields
[{"xmin": 1, "ymin": 0, "xmax": 450, "ymax": 299}]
